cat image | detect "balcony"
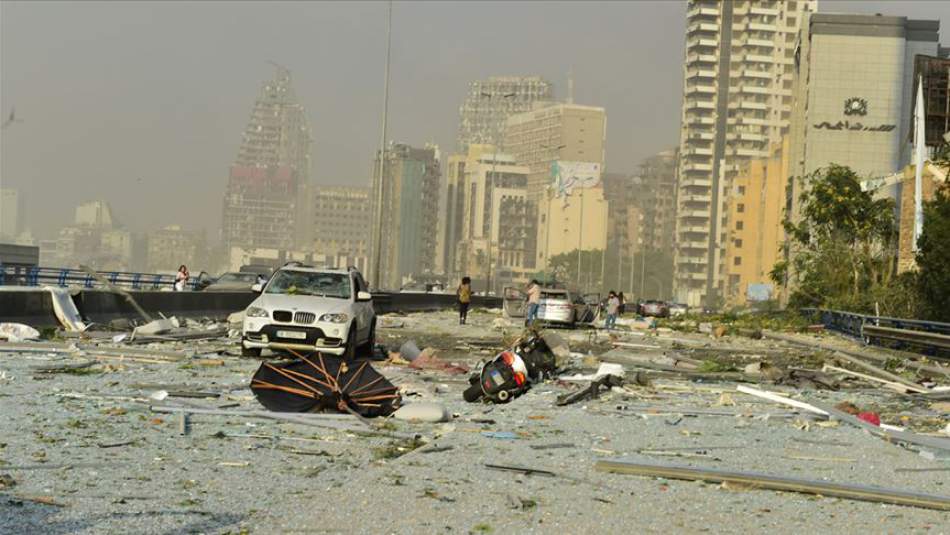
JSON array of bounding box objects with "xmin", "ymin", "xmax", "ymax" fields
[
  {"xmin": 747, "ymin": 38, "xmax": 775, "ymax": 48},
  {"xmin": 686, "ymin": 68, "xmax": 717, "ymax": 80},
  {"xmin": 734, "ymin": 147, "xmax": 769, "ymax": 158},
  {"xmin": 683, "ymin": 146, "xmax": 713, "ymax": 157},
  {"xmin": 679, "ymin": 240, "xmax": 709, "ymax": 250},
  {"xmin": 687, "ymin": 5, "xmax": 719, "ymax": 18},
  {"xmin": 680, "ymin": 193, "xmax": 712, "ymax": 203},
  {"xmin": 688, "ymin": 132, "xmax": 715, "ymax": 141},
  {"xmin": 687, "ymin": 22, "xmax": 719, "ymax": 34},
  {"xmin": 685, "ymin": 99, "xmax": 716, "ymax": 111},
  {"xmin": 737, "ymin": 100, "xmax": 767, "ymax": 111},
  {"xmin": 682, "ymin": 161, "xmax": 713, "ymax": 172},
  {"xmin": 685, "ymin": 84, "xmax": 716, "ymax": 95},
  {"xmin": 685, "ymin": 115, "xmax": 715, "ymax": 126},
  {"xmin": 682, "ymin": 209, "xmax": 712, "ymax": 218},
  {"xmin": 687, "ymin": 53, "xmax": 717, "ymax": 65},
  {"xmin": 739, "ymin": 69, "xmax": 771, "ymax": 79},
  {"xmin": 680, "ymin": 177, "xmax": 713, "ymax": 188},
  {"xmin": 750, "ymin": 5, "xmax": 780, "ymax": 17},
  {"xmin": 738, "ymin": 85, "xmax": 770, "ymax": 95},
  {"xmin": 742, "ymin": 54, "xmax": 775, "ymax": 63},
  {"xmin": 687, "ymin": 36, "xmax": 719, "ymax": 48},
  {"xmin": 748, "ymin": 22, "xmax": 777, "ymax": 32},
  {"xmin": 679, "ymin": 224, "xmax": 709, "ymax": 233}
]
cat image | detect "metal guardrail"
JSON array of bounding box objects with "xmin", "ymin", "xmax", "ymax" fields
[
  {"xmin": 803, "ymin": 308, "xmax": 950, "ymax": 356},
  {"xmin": 0, "ymin": 265, "xmax": 198, "ymax": 291}
]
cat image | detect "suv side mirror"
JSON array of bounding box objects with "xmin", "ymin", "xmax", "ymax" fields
[
  {"xmin": 356, "ymin": 291, "xmax": 372, "ymax": 301},
  {"xmin": 251, "ymin": 283, "xmax": 263, "ymax": 293}
]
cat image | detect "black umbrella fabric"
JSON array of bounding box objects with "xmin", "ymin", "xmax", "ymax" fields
[{"xmin": 250, "ymin": 351, "xmax": 400, "ymax": 417}]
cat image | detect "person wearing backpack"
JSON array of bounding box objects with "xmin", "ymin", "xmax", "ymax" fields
[{"xmin": 457, "ymin": 276, "xmax": 472, "ymax": 325}]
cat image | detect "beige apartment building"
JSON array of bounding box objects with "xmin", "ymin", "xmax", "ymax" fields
[
  {"xmin": 450, "ymin": 148, "xmax": 534, "ymax": 293},
  {"xmin": 673, "ymin": 0, "xmax": 815, "ymax": 308},
  {"xmin": 723, "ymin": 138, "xmax": 788, "ymax": 306},
  {"xmin": 504, "ymin": 103, "xmax": 607, "ymax": 272},
  {"xmin": 504, "ymin": 103, "xmax": 606, "ymax": 203}
]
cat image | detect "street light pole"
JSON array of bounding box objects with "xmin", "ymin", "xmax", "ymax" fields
[{"xmin": 370, "ymin": 1, "xmax": 393, "ymax": 289}]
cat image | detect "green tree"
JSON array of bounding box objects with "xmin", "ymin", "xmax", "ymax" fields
[
  {"xmin": 915, "ymin": 183, "xmax": 950, "ymax": 321},
  {"xmin": 772, "ymin": 164, "xmax": 905, "ymax": 314}
]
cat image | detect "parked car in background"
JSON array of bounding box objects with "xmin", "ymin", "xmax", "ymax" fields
[
  {"xmin": 638, "ymin": 299, "xmax": 670, "ymax": 318},
  {"xmin": 502, "ymin": 286, "xmax": 599, "ymax": 327},
  {"xmin": 241, "ymin": 265, "xmax": 375, "ymax": 359},
  {"xmin": 202, "ymin": 272, "xmax": 262, "ymax": 292},
  {"xmin": 668, "ymin": 302, "xmax": 689, "ymax": 317}
]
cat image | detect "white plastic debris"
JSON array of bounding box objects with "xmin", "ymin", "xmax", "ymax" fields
[
  {"xmin": 0, "ymin": 323, "xmax": 40, "ymax": 342},
  {"xmin": 394, "ymin": 402, "xmax": 451, "ymax": 423}
]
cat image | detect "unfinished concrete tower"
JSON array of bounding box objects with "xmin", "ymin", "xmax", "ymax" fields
[{"xmin": 222, "ymin": 66, "xmax": 313, "ymax": 256}]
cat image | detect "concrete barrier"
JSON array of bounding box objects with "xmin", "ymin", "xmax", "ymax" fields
[{"xmin": 1, "ymin": 288, "xmax": 504, "ymax": 327}]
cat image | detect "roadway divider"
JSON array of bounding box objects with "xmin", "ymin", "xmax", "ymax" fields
[{"xmin": 1, "ymin": 289, "xmax": 504, "ymax": 328}]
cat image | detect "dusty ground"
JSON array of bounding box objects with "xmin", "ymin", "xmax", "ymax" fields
[{"xmin": 1, "ymin": 309, "xmax": 949, "ymax": 534}]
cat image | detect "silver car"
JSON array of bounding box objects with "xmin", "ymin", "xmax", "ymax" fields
[{"xmin": 502, "ymin": 286, "xmax": 599, "ymax": 328}]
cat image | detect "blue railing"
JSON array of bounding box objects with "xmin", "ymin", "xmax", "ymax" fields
[
  {"xmin": 802, "ymin": 308, "xmax": 950, "ymax": 339},
  {"xmin": 0, "ymin": 265, "xmax": 199, "ymax": 291}
]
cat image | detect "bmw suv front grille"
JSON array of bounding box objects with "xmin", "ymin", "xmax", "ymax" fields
[
  {"xmin": 273, "ymin": 310, "xmax": 292, "ymax": 322},
  {"xmin": 294, "ymin": 312, "xmax": 316, "ymax": 324}
]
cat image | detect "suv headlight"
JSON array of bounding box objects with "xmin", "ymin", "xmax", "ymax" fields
[
  {"xmin": 319, "ymin": 313, "xmax": 349, "ymax": 323},
  {"xmin": 246, "ymin": 306, "xmax": 269, "ymax": 318}
]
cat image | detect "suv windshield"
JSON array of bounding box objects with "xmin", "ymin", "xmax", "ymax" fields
[
  {"xmin": 217, "ymin": 273, "xmax": 257, "ymax": 283},
  {"xmin": 265, "ymin": 270, "xmax": 351, "ymax": 299}
]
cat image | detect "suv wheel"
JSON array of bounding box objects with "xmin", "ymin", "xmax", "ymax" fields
[
  {"xmin": 342, "ymin": 327, "xmax": 357, "ymax": 361},
  {"xmin": 360, "ymin": 320, "xmax": 376, "ymax": 357},
  {"xmin": 241, "ymin": 341, "xmax": 262, "ymax": 358}
]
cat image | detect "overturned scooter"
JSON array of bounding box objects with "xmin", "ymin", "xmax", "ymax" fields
[{"xmin": 462, "ymin": 330, "xmax": 558, "ymax": 404}]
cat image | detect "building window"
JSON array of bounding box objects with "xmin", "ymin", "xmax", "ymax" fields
[
  {"xmin": 736, "ymin": 221, "xmax": 744, "ymax": 230},
  {"xmin": 734, "ymin": 257, "xmax": 742, "ymax": 266},
  {"xmin": 737, "ymin": 204, "xmax": 745, "ymax": 213},
  {"xmin": 737, "ymin": 186, "xmax": 746, "ymax": 195},
  {"xmin": 735, "ymin": 239, "xmax": 743, "ymax": 248}
]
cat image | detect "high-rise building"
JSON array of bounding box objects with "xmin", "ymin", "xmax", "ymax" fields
[
  {"xmin": 312, "ymin": 186, "xmax": 371, "ymax": 273},
  {"xmin": 451, "ymin": 147, "xmax": 533, "ymax": 293},
  {"xmin": 369, "ymin": 143, "xmax": 441, "ymax": 290},
  {"xmin": 0, "ymin": 189, "xmax": 22, "ymax": 240},
  {"xmin": 457, "ymin": 76, "xmax": 553, "ymax": 153},
  {"xmin": 673, "ymin": 0, "xmax": 815, "ymax": 308},
  {"xmin": 723, "ymin": 138, "xmax": 789, "ymax": 305},
  {"xmin": 504, "ymin": 103, "xmax": 607, "ymax": 203},
  {"xmin": 222, "ymin": 67, "xmax": 312, "ymax": 257},
  {"xmin": 914, "ymin": 54, "xmax": 950, "ymax": 149},
  {"xmin": 146, "ymin": 225, "xmax": 205, "ymax": 273},
  {"xmin": 635, "ymin": 149, "xmax": 679, "ymax": 252},
  {"xmin": 441, "ymin": 145, "xmax": 492, "ymax": 281},
  {"xmin": 504, "ymin": 103, "xmax": 608, "ymax": 273}
]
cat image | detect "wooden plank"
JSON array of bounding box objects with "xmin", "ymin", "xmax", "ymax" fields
[
  {"xmin": 595, "ymin": 460, "xmax": 950, "ymax": 511},
  {"xmin": 831, "ymin": 351, "xmax": 929, "ymax": 393},
  {"xmin": 821, "ymin": 364, "xmax": 918, "ymax": 394},
  {"xmin": 735, "ymin": 385, "xmax": 828, "ymax": 416}
]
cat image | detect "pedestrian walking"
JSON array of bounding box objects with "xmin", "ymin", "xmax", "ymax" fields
[
  {"xmin": 618, "ymin": 292, "xmax": 627, "ymax": 315},
  {"xmin": 605, "ymin": 291, "xmax": 620, "ymax": 330},
  {"xmin": 457, "ymin": 276, "xmax": 472, "ymax": 325},
  {"xmin": 174, "ymin": 265, "xmax": 190, "ymax": 292},
  {"xmin": 525, "ymin": 279, "xmax": 542, "ymax": 326}
]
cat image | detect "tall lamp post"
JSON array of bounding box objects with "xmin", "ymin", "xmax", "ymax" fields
[
  {"xmin": 540, "ymin": 143, "xmax": 566, "ymax": 283},
  {"xmin": 370, "ymin": 1, "xmax": 393, "ymax": 289}
]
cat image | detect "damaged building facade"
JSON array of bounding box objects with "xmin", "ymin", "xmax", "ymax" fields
[
  {"xmin": 311, "ymin": 186, "xmax": 371, "ymax": 273},
  {"xmin": 369, "ymin": 143, "xmax": 441, "ymax": 290},
  {"xmin": 221, "ymin": 67, "xmax": 313, "ymax": 263}
]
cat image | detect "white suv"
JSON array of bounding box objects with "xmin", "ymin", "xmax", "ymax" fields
[{"xmin": 241, "ymin": 265, "xmax": 375, "ymax": 359}]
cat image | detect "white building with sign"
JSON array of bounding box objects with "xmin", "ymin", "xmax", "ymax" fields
[{"xmin": 787, "ymin": 12, "xmax": 943, "ymax": 223}]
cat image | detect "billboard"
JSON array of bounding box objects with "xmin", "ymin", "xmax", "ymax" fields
[{"xmin": 551, "ymin": 161, "xmax": 601, "ymax": 197}]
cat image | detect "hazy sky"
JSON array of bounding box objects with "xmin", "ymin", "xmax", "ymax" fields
[{"xmin": 2, "ymin": 1, "xmax": 949, "ymax": 242}]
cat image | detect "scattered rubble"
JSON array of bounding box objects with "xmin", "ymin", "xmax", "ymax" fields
[{"xmin": 1, "ymin": 307, "xmax": 949, "ymax": 532}]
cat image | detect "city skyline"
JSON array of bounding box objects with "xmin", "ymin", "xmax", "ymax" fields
[{"xmin": 2, "ymin": 2, "xmax": 949, "ymax": 241}]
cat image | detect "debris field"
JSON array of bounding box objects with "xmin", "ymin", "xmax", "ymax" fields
[{"xmin": 1, "ymin": 308, "xmax": 949, "ymax": 534}]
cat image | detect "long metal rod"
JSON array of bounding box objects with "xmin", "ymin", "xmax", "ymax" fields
[
  {"xmin": 371, "ymin": 1, "xmax": 393, "ymax": 289},
  {"xmin": 595, "ymin": 460, "xmax": 950, "ymax": 511}
]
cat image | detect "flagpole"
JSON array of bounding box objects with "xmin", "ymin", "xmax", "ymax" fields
[{"xmin": 913, "ymin": 74, "xmax": 925, "ymax": 251}]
